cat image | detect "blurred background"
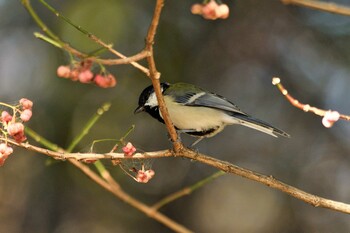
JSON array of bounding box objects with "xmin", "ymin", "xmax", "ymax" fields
[{"xmin": 1, "ymin": 0, "xmax": 350, "ymax": 232}]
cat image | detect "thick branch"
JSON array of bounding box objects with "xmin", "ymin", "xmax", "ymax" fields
[
  {"xmin": 178, "ymin": 148, "xmax": 350, "ymax": 214},
  {"xmin": 9, "ymin": 140, "xmax": 350, "ymax": 214}
]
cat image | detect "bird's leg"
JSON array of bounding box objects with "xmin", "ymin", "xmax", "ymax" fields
[
  {"xmin": 191, "ymin": 137, "xmax": 204, "ymax": 147},
  {"xmin": 168, "ymin": 131, "xmax": 182, "ymax": 143}
]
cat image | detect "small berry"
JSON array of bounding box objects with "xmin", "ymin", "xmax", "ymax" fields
[
  {"xmin": 0, "ymin": 143, "xmax": 13, "ymax": 166},
  {"xmin": 70, "ymin": 69, "xmax": 80, "ymax": 81},
  {"xmin": 191, "ymin": 0, "xmax": 230, "ymax": 20},
  {"xmin": 20, "ymin": 109, "xmax": 32, "ymax": 122},
  {"xmin": 202, "ymin": 0, "xmax": 219, "ymax": 20},
  {"xmin": 94, "ymin": 74, "xmax": 117, "ymax": 88},
  {"xmin": 216, "ymin": 4, "xmax": 229, "ymax": 19},
  {"xmin": 78, "ymin": 70, "xmax": 94, "ymax": 83},
  {"xmin": 7, "ymin": 122, "xmax": 26, "ymax": 142},
  {"xmin": 0, "ymin": 143, "xmax": 13, "ymax": 156},
  {"xmin": 322, "ymin": 111, "xmax": 340, "ymax": 128},
  {"xmin": 1, "ymin": 111, "xmax": 12, "ymax": 123},
  {"xmin": 191, "ymin": 4, "xmax": 203, "ymax": 14},
  {"xmin": 19, "ymin": 98, "xmax": 33, "ymax": 110},
  {"xmin": 57, "ymin": 65, "xmax": 71, "ymax": 79}
]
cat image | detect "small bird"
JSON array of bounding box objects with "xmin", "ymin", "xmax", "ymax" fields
[{"xmin": 135, "ymin": 82, "xmax": 290, "ymax": 146}]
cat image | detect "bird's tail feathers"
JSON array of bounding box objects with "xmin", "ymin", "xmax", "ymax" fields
[{"xmin": 233, "ymin": 114, "xmax": 290, "ymax": 138}]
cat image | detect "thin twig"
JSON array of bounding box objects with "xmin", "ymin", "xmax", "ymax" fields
[
  {"xmin": 6, "ymin": 139, "xmax": 172, "ymax": 160},
  {"xmin": 22, "ymin": 0, "xmax": 150, "ymax": 73},
  {"xmin": 282, "ymin": 0, "xmax": 350, "ymax": 16},
  {"xmin": 272, "ymin": 77, "xmax": 350, "ymax": 120},
  {"xmin": 66, "ymin": 102, "xmax": 111, "ymax": 152},
  {"xmin": 37, "ymin": 0, "xmax": 150, "ymax": 74},
  {"xmin": 152, "ymin": 171, "xmax": 225, "ymax": 210}
]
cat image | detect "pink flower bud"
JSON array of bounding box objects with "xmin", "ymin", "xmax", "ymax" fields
[
  {"xmin": 94, "ymin": 74, "xmax": 117, "ymax": 88},
  {"xmin": 0, "ymin": 143, "xmax": 13, "ymax": 166},
  {"xmin": 191, "ymin": 0, "xmax": 230, "ymax": 20},
  {"xmin": 0, "ymin": 143, "xmax": 13, "ymax": 156},
  {"xmin": 145, "ymin": 169, "xmax": 155, "ymax": 179},
  {"xmin": 78, "ymin": 70, "xmax": 94, "ymax": 83},
  {"xmin": 7, "ymin": 122, "xmax": 26, "ymax": 142},
  {"xmin": 1, "ymin": 111, "xmax": 12, "ymax": 123},
  {"xmin": 136, "ymin": 169, "xmax": 155, "ymax": 183},
  {"xmin": 7, "ymin": 122, "xmax": 24, "ymax": 136},
  {"xmin": 20, "ymin": 109, "xmax": 32, "ymax": 122},
  {"xmin": 57, "ymin": 65, "xmax": 71, "ymax": 78},
  {"xmin": 322, "ymin": 110, "xmax": 340, "ymax": 128},
  {"xmin": 122, "ymin": 142, "xmax": 136, "ymax": 157},
  {"xmin": 19, "ymin": 98, "xmax": 33, "ymax": 110},
  {"xmin": 202, "ymin": 0, "xmax": 219, "ymax": 20}
]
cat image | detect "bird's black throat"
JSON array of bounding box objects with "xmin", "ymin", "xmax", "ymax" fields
[{"xmin": 144, "ymin": 106, "xmax": 165, "ymax": 124}]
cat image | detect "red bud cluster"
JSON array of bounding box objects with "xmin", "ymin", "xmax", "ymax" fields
[
  {"xmin": 191, "ymin": 0, "xmax": 229, "ymax": 20},
  {"xmin": 0, "ymin": 98, "xmax": 34, "ymax": 166},
  {"xmin": 57, "ymin": 61, "xmax": 117, "ymax": 88}
]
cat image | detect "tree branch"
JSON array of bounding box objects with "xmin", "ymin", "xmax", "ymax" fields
[
  {"xmin": 68, "ymin": 159, "xmax": 192, "ymax": 233},
  {"xmin": 22, "ymin": 0, "xmax": 150, "ymax": 75},
  {"xmin": 152, "ymin": 171, "xmax": 225, "ymax": 210},
  {"xmin": 144, "ymin": 0, "xmax": 182, "ymax": 152},
  {"xmin": 272, "ymin": 77, "xmax": 350, "ymax": 121},
  {"xmin": 8, "ymin": 140, "xmax": 350, "ymax": 215},
  {"xmin": 282, "ymin": 0, "xmax": 350, "ymax": 16},
  {"xmin": 178, "ymin": 147, "xmax": 350, "ymax": 214},
  {"xmin": 13, "ymin": 134, "xmax": 190, "ymax": 233}
]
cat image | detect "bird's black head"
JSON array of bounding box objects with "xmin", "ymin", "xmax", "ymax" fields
[{"xmin": 134, "ymin": 83, "xmax": 170, "ymax": 123}]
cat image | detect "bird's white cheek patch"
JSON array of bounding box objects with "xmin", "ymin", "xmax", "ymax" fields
[{"xmin": 145, "ymin": 92, "xmax": 159, "ymax": 107}]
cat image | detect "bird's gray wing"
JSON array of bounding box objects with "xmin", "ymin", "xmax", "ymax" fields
[
  {"xmin": 164, "ymin": 83, "xmax": 247, "ymax": 115},
  {"xmin": 183, "ymin": 92, "xmax": 247, "ymax": 115}
]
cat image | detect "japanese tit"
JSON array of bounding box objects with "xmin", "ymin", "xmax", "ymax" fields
[{"xmin": 135, "ymin": 82, "xmax": 290, "ymax": 145}]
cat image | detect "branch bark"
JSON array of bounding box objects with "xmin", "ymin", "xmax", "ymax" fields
[
  {"xmin": 144, "ymin": 0, "xmax": 182, "ymax": 152},
  {"xmin": 10, "ymin": 140, "xmax": 350, "ymax": 215},
  {"xmin": 68, "ymin": 159, "xmax": 193, "ymax": 233}
]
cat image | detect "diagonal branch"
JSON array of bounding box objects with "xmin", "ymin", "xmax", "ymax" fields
[
  {"xmin": 272, "ymin": 77, "xmax": 350, "ymax": 121},
  {"xmin": 144, "ymin": 0, "xmax": 182, "ymax": 152},
  {"xmin": 179, "ymin": 147, "xmax": 350, "ymax": 214},
  {"xmin": 15, "ymin": 134, "xmax": 191, "ymax": 233},
  {"xmin": 68, "ymin": 159, "xmax": 193, "ymax": 233},
  {"xmin": 22, "ymin": 0, "xmax": 150, "ymax": 75}
]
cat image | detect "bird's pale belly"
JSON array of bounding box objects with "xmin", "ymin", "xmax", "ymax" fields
[{"xmin": 163, "ymin": 100, "xmax": 238, "ymax": 134}]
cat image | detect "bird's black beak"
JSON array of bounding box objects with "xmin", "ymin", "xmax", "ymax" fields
[{"xmin": 134, "ymin": 106, "xmax": 145, "ymax": 114}]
